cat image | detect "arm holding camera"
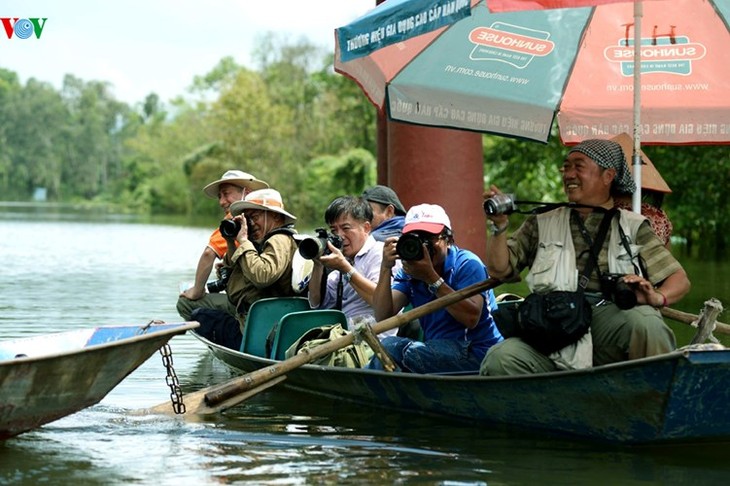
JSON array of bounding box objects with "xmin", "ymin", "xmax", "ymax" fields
[
  {"xmin": 372, "ymin": 237, "xmax": 408, "ymax": 321},
  {"xmin": 400, "ymin": 239, "xmax": 484, "ymax": 330},
  {"xmin": 484, "ymin": 184, "xmax": 514, "ymax": 280},
  {"xmin": 622, "ymin": 264, "xmax": 690, "ymax": 308}
]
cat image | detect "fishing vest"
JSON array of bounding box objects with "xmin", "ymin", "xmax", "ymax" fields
[{"xmin": 526, "ymin": 207, "xmax": 646, "ymax": 294}]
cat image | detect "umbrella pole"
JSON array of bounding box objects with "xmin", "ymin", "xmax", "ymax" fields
[{"xmin": 632, "ymin": 1, "xmax": 643, "ymax": 214}]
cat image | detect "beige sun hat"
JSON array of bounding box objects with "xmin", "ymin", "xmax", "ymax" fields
[
  {"xmin": 229, "ymin": 189, "xmax": 297, "ymax": 225},
  {"xmin": 611, "ymin": 133, "xmax": 672, "ymax": 194},
  {"xmin": 202, "ymin": 170, "xmax": 269, "ymax": 199}
]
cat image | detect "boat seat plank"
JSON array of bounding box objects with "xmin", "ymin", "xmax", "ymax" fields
[
  {"xmin": 241, "ymin": 297, "xmax": 310, "ymax": 357},
  {"xmin": 270, "ymin": 309, "xmax": 348, "ymax": 361}
]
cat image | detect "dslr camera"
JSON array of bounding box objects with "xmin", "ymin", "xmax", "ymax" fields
[
  {"xmin": 396, "ymin": 233, "xmax": 434, "ymax": 261},
  {"xmin": 600, "ymin": 273, "xmax": 637, "ymax": 310},
  {"xmin": 207, "ymin": 266, "xmax": 231, "ymax": 293},
  {"xmin": 219, "ymin": 217, "xmax": 255, "ymax": 238},
  {"xmin": 298, "ymin": 228, "xmax": 343, "ymax": 260},
  {"xmin": 483, "ymin": 193, "xmax": 517, "ymax": 216},
  {"xmin": 219, "ymin": 218, "xmax": 241, "ymax": 238}
]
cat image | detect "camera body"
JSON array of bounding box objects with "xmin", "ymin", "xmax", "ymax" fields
[
  {"xmin": 483, "ymin": 194, "xmax": 517, "ymax": 216},
  {"xmin": 219, "ymin": 217, "xmax": 255, "ymax": 239},
  {"xmin": 396, "ymin": 233, "xmax": 434, "ymax": 261},
  {"xmin": 600, "ymin": 273, "xmax": 637, "ymax": 310},
  {"xmin": 298, "ymin": 228, "xmax": 344, "ymax": 260},
  {"xmin": 207, "ymin": 266, "xmax": 231, "ymax": 293},
  {"xmin": 219, "ymin": 219, "xmax": 241, "ymax": 238}
]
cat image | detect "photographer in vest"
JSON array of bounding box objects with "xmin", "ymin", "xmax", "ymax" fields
[{"xmin": 481, "ymin": 139, "xmax": 690, "ymax": 376}]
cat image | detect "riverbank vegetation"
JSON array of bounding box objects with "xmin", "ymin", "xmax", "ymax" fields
[{"xmin": 0, "ymin": 35, "xmax": 727, "ymax": 257}]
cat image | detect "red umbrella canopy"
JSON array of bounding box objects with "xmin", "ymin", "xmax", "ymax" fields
[{"xmin": 335, "ymin": 0, "xmax": 730, "ymax": 145}]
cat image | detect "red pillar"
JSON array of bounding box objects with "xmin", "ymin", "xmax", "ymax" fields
[
  {"xmin": 387, "ymin": 121, "xmax": 486, "ymax": 261},
  {"xmin": 376, "ymin": 114, "xmax": 389, "ymax": 186}
]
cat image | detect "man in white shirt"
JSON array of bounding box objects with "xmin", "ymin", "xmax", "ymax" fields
[{"xmin": 307, "ymin": 196, "xmax": 398, "ymax": 338}]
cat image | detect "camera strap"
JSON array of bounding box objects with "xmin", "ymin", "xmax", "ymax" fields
[
  {"xmin": 572, "ymin": 208, "xmax": 616, "ymax": 290},
  {"xmin": 512, "ymin": 201, "xmax": 607, "ymax": 215}
]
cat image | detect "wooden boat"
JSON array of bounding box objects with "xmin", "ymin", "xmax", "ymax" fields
[
  {"xmin": 0, "ymin": 321, "xmax": 198, "ymax": 440},
  {"xmin": 190, "ymin": 297, "xmax": 730, "ymax": 445}
]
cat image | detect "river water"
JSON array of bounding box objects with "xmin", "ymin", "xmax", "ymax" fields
[{"xmin": 1, "ymin": 205, "xmax": 729, "ymax": 485}]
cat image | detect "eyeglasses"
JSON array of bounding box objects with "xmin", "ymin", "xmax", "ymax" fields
[{"xmin": 246, "ymin": 211, "xmax": 265, "ymax": 224}]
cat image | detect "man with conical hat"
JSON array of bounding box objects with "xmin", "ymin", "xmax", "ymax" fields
[
  {"xmin": 178, "ymin": 170, "xmax": 268, "ymax": 321},
  {"xmin": 192, "ymin": 188, "xmax": 302, "ymax": 350},
  {"xmin": 611, "ymin": 133, "xmax": 674, "ymax": 247}
]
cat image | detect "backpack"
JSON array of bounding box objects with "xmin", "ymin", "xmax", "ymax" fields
[{"xmin": 284, "ymin": 324, "xmax": 373, "ymax": 368}]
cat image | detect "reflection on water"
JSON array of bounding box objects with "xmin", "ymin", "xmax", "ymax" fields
[{"xmin": 1, "ymin": 207, "xmax": 729, "ymax": 484}]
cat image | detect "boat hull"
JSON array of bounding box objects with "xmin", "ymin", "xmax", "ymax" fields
[
  {"xmin": 196, "ymin": 334, "xmax": 730, "ymax": 444},
  {"xmin": 0, "ymin": 322, "xmax": 198, "ymax": 440}
]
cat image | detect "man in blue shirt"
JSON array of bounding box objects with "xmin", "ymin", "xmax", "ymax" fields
[
  {"xmin": 362, "ymin": 185, "xmax": 406, "ymax": 242},
  {"xmin": 368, "ymin": 204, "xmax": 503, "ymax": 373}
]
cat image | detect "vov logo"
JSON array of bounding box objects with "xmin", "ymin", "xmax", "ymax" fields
[{"xmin": 1, "ymin": 18, "xmax": 48, "ymax": 40}]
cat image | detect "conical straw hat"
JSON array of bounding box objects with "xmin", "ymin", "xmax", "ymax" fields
[{"xmin": 611, "ymin": 133, "xmax": 671, "ymax": 194}]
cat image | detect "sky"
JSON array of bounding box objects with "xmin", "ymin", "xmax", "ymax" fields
[{"xmin": 1, "ymin": 0, "xmax": 376, "ymax": 105}]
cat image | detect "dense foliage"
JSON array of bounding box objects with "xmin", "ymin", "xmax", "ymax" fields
[{"xmin": 0, "ymin": 35, "xmax": 727, "ymax": 257}]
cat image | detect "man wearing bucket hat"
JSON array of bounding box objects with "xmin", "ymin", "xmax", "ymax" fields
[
  {"xmin": 177, "ymin": 170, "xmax": 268, "ymax": 321},
  {"xmin": 191, "ymin": 188, "xmax": 302, "ymax": 349},
  {"xmin": 481, "ymin": 139, "xmax": 690, "ymax": 376},
  {"xmin": 367, "ymin": 203, "xmax": 503, "ymax": 374},
  {"xmin": 361, "ymin": 185, "xmax": 407, "ymax": 242}
]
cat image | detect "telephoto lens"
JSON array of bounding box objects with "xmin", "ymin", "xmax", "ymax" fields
[
  {"xmin": 299, "ymin": 236, "xmax": 328, "ymax": 260},
  {"xmin": 298, "ymin": 229, "xmax": 344, "ymax": 260}
]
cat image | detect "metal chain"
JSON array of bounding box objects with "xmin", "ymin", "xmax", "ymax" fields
[{"xmin": 159, "ymin": 343, "xmax": 186, "ymax": 414}]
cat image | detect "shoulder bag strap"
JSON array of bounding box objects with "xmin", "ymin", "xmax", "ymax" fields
[{"xmin": 572, "ymin": 208, "xmax": 616, "ymax": 291}]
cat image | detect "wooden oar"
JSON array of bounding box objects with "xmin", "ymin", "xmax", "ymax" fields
[
  {"xmin": 144, "ymin": 277, "xmax": 502, "ymax": 416},
  {"xmin": 661, "ymin": 300, "xmax": 729, "ymax": 335}
]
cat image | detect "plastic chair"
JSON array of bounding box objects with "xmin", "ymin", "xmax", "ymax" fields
[
  {"xmin": 269, "ymin": 309, "xmax": 348, "ymax": 361},
  {"xmin": 240, "ymin": 297, "xmax": 310, "ymax": 357}
]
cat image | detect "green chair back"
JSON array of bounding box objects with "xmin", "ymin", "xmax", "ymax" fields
[
  {"xmin": 269, "ymin": 309, "xmax": 348, "ymax": 361},
  {"xmin": 241, "ymin": 297, "xmax": 310, "ymax": 357}
]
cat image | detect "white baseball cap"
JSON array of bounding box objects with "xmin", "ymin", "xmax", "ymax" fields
[{"xmin": 402, "ymin": 204, "xmax": 451, "ymax": 234}]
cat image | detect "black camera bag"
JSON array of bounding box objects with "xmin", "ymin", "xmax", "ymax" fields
[
  {"xmin": 515, "ymin": 209, "xmax": 616, "ymax": 355},
  {"xmin": 516, "ymin": 291, "xmax": 592, "ymax": 355}
]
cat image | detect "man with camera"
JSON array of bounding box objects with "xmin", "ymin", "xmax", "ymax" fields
[
  {"xmin": 191, "ymin": 188, "xmax": 302, "ymax": 349},
  {"xmin": 481, "ymin": 139, "xmax": 691, "ymax": 376},
  {"xmin": 177, "ymin": 170, "xmax": 268, "ymax": 321},
  {"xmin": 367, "ymin": 204, "xmax": 503, "ymax": 373},
  {"xmin": 307, "ymin": 196, "xmax": 398, "ymax": 338}
]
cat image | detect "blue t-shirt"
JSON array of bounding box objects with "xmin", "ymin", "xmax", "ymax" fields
[{"xmin": 392, "ymin": 245, "xmax": 503, "ymax": 357}]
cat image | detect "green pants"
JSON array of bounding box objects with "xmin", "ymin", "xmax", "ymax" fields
[
  {"xmin": 176, "ymin": 293, "xmax": 236, "ymax": 322},
  {"xmin": 481, "ymin": 303, "xmax": 676, "ymax": 376}
]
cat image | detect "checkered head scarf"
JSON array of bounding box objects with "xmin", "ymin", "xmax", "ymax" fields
[{"xmin": 568, "ymin": 139, "xmax": 636, "ymax": 195}]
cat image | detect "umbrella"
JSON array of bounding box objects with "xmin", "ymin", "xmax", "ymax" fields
[{"xmin": 335, "ymin": 0, "xmax": 730, "ymax": 205}]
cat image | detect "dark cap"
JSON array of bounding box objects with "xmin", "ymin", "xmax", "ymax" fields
[
  {"xmin": 361, "ymin": 185, "xmax": 406, "ymax": 216},
  {"xmin": 568, "ymin": 139, "xmax": 636, "ymax": 195}
]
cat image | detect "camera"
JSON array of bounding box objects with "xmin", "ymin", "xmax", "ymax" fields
[
  {"xmin": 298, "ymin": 228, "xmax": 344, "ymax": 260},
  {"xmin": 219, "ymin": 219, "xmax": 241, "ymax": 238},
  {"xmin": 207, "ymin": 266, "xmax": 231, "ymax": 293},
  {"xmin": 600, "ymin": 273, "xmax": 637, "ymax": 310},
  {"xmin": 396, "ymin": 233, "xmax": 434, "ymax": 261},
  {"xmin": 483, "ymin": 194, "xmax": 517, "ymax": 216},
  {"xmin": 220, "ymin": 217, "xmax": 255, "ymax": 238}
]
